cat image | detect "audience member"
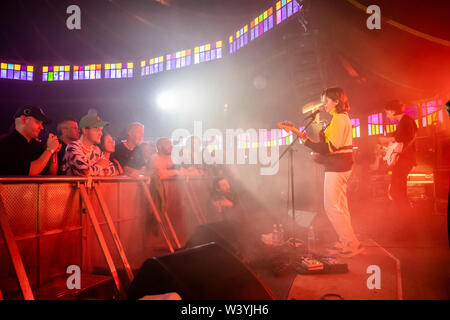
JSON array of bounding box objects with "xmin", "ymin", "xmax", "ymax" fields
[
  {"xmin": 56, "ymin": 118, "xmax": 79, "ymax": 175},
  {"xmin": 140, "ymin": 141, "xmax": 157, "ymax": 175},
  {"xmin": 210, "ymin": 177, "xmax": 239, "ymax": 221},
  {"xmin": 152, "ymin": 137, "xmax": 181, "ymax": 178},
  {"xmin": 112, "ymin": 122, "xmax": 146, "ymax": 177},
  {"xmin": 0, "ymin": 106, "xmax": 60, "ymax": 176},
  {"xmin": 100, "ymin": 132, "xmax": 123, "ymax": 175},
  {"xmin": 62, "ymin": 113, "xmax": 117, "ymax": 176}
]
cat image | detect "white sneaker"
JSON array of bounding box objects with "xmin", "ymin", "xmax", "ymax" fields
[
  {"xmin": 339, "ymin": 244, "xmax": 364, "ymax": 258},
  {"xmin": 326, "ymin": 242, "xmax": 345, "ymax": 254}
]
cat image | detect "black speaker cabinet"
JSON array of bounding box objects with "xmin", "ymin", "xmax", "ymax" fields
[{"xmin": 127, "ymin": 242, "xmax": 274, "ymax": 300}]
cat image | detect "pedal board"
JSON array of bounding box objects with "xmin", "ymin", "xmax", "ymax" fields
[{"xmin": 295, "ymin": 254, "xmax": 348, "ymax": 274}]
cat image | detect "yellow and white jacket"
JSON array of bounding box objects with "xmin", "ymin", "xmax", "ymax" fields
[{"xmin": 304, "ymin": 112, "xmax": 353, "ymax": 172}]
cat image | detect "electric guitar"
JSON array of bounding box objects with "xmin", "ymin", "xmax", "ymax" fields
[
  {"xmin": 383, "ymin": 142, "xmax": 403, "ymax": 167},
  {"xmin": 278, "ymin": 121, "xmax": 326, "ymax": 164},
  {"xmin": 277, "ymin": 121, "xmax": 308, "ymax": 140}
]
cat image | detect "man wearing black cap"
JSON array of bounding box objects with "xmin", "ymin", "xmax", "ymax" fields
[
  {"xmin": 62, "ymin": 113, "xmax": 118, "ymax": 176},
  {"xmin": 0, "ymin": 107, "xmax": 61, "ymax": 176}
]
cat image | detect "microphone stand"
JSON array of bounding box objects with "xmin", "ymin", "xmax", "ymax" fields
[{"xmin": 272, "ymin": 115, "xmax": 318, "ymax": 253}]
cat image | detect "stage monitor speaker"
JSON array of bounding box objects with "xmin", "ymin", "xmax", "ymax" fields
[
  {"xmin": 184, "ymin": 220, "xmax": 243, "ymax": 256},
  {"xmin": 184, "ymin": 220, "xmax": 265, "ymax": 264},
  {"xmin": 127, "ymin": 242, "xmax": 274, "ymax": 300}
]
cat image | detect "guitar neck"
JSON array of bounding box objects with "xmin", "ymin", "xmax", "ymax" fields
[
  {"xmin": 290, "ymin": 127, "xmax": 304, "ymax": 138},
  {"xmin": 278, "ymin": 122, "xmax": 306, "ymax": 139}
]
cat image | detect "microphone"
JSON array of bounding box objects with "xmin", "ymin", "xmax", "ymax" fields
[{"xmin": 304, "ymin": 106, "xmax": 323, "ymax": 121}]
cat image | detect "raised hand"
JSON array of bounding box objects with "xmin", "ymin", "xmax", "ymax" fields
[{"xmin": 47, "ymin": 133, "xmax": 61, "ymax": 153}]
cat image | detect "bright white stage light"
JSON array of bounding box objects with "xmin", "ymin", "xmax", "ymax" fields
[
  {"xmin": 155, "ymin": 87, "xmax": 200, "ymax": 113},
  {"xmin": 156, "ymin": 91, "xmax": 178, "ymax": 112}
]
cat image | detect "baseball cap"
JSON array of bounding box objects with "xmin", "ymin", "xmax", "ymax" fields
[
  {"xmin": 79, "ymin": 114, "xmax": 109, "ymax": 129},
  {"xmin": 14, "ymin": 106, "xmax": 51, "ymax": 124}
]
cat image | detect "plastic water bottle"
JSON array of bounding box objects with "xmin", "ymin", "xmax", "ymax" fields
[
  {"xmin": 307, "ymin": 226, "xmax": 315, "ymax": 253},
  {"xmin": 278, "ymin": 224, "xmax": 284, "ymax": 243},
  {"xmin": 272, "ymin": 224, "xmax": 279, "ymax": 246}
]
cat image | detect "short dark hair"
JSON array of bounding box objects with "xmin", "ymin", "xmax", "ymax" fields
[
  {"xmin": 56, "ymin": 118, "xmax": 78, "ymax": 136},
  {"xmin": 156, "ymin": 137, "xmax": 170, "ymax": 151},
  {"xmin": 322, "ymin": 87, "xmax": 350, "ymax": 113},
  {"xmin": 385, "ymin": 100, "xmax": 404, "ymax": 115}
]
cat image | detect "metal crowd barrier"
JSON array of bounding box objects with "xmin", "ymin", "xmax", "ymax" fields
[{"xmin": 0, "ymin": 175, "xmax": 215, "ymax": 300}]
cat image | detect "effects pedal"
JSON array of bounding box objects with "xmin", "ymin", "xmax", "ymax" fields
[
  {"xmin": 301, "ymin": 257, "xmax": 324, "ymax": 271},
  {"xmin": 317, "ymin": 255, "xmax": 348, "ymax": 273},
  {"xmin": 295, "ymin": 254, "xmax": 348, "ymax": 274}
]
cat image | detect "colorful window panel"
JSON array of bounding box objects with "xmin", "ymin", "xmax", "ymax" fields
[
  {"xmin": 237, "ymin": 133, "xmax": 248, "ymax": 149},
  {"xmin": 276, "ymin": 0, "xmax": 300, "ymax": 25},
  {"xmin": 421, "ymin": 100, "xmax": 444, "ymax": 127},
  {"xmin": 403, "ymin": 105, "xmax": 420, "ymax": 128},
  {"xmin": 42, "ymin": 65, "xmax": 70, "ymax": 81},
  {"xmin": 207, "ymin": 135, "xmax": 223, "ymax": 152},
  {"xmin": 298, "ymin": 127, "xmax": 305, "ymax": 144},
  {"xmin": 194, "ymin": 41, "xmax": 223, "ymax": 65},
  {"xmin": 0, "ymin": 63, "xmax": 33, "ymax": 81},
  {"xmin": 271, "ymin": 129, "xmax": 279, "ymax": 147},
  {"xmin": 251, "ymin": 134, "xmax": 260, "ymax": 148},
  {"xmin": 250, "ymin": 7, "xmax": 274, "ymax": 41},
  {"xmin": 73, "ymin": 64, "xmax": 102, "ymax": 80},
  {"xmin": 141, "ymin": 56, "xmax": 164, "ymax": 76},
  {"xmin": 259, "ymin": 131, "xmax": 267, "ymax": 148},
  {"xmin": 229, "ymin": 25, "xmax": 249, "ymax": 54},
  {"xmin": 384, "ymin": 112, "xmax": 400, "ymax": 135},
  {"xmin": 259, "ymin": 130, "xmax": 278, "ymax": 148},
  {"xmin": 351, "ymin": 118, "xmax": 361, "ymax": 138},
  {"xmin": 384, "ymin": 120, "xmax": 397, "ymax": 135},
  {"xmin": 166, "ymin": 50, "xmax": 192, "ymax": 71},
  {"xmin": 368, "ymin": 112, "xmax": 383, "ymax": 136},
  {"xmin": 237, "ymin": 132, "xmax": 256, "ymax": 149},
  {"xmin": 105, "ymin": 62, "xmax": 133, "ymax": 79},
  {"xmin": 278, "ymin": 128, "xmax": 294, "ymax": 146}
]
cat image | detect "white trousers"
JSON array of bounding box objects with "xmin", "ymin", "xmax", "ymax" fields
[{"xmin": 324, "ymin": 170, "xmax": 360, "ymax": 247}]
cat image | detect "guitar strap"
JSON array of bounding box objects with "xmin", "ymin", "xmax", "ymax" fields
[
  {"xmin": 398, "ymin": 115, "xmax": 418, "ymax": 154},
  {"xmin": 329, "ymin": 142, "xmax": 353, "ymax": 153}
]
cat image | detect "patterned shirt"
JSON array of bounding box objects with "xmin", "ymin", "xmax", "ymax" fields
[{"xmin": 62, "ymin": 140, "xmax": 117, "ymax": 176}]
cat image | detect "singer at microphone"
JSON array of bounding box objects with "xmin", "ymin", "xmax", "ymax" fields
[{"xmin": 303, "ymin": 106, "xmax": 325, "ymax": 142}]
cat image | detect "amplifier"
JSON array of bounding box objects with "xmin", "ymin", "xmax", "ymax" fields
[{"xmin": 407, "ymin": 173, "xmax": 434, "ymax": 201}]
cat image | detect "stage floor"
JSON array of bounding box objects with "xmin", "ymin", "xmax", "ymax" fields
[
  {"xmin": 285, "ymin": 199, "xmax": 450, "ymax": 300},
  {"xmin": 288, "ymin": 238, "xmax": 402, "ymax": 300}
]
